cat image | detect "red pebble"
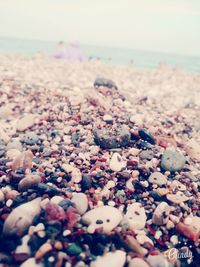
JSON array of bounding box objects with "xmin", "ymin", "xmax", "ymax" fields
[
  {"xmin": 45, "ymin": 202, "xmax": 66, "ymax": 222},
  {"xmin": 176, "ymin": 222, "xmax": 200, "ymax": 242}
]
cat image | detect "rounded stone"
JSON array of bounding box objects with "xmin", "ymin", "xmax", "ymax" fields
[
  {"xmin": 66, "ymin": 244, "xmax": 82, "ymax": 255},
  {"xmin": 17, "ymin": 114, "xmax": 36, "ymax": 132},
  {"xmin": 148, "ymin": 172, "xmax": 167, "ymax": 186},
  {"xmin": 18, "ymin": 174, "xmax": 41, "ymax": 191},
  {"xmin": 81, "ymin": 174, "xmax": 92, "ymax": 191},
  {"xmin": 124, "ymin": 203, "xmax": 147, "ymax": 230},
  {"xmin": 152, "ymin": 202, "xmax": 170, "ymax": 225},
  {"xmin": 109, "ymin": 153, "xmax": 127, "ymax": 172},
  {"xmin": 129, "ymin": 258, "xmax": 149, "ymax": 267},
  {"xmin": 82, "ymin": 205, "xmax": 122, "ymax": 233},
  {"xmin": 71, "ymin": 193, "xmax": 88, "ymax": 215},
  {"xmin": 91, "ymin": 250, "xmax": 126, "ymax": 267},
  {"xmin": 161, "ymin": 149, "xmax": 186, "ymax": 172}
]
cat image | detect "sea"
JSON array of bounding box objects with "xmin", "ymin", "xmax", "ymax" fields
[{"xmin": 0, "ymin": 36, "xmax": 200, "ymax": 73}]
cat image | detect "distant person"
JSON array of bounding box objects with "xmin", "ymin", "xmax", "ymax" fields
[
  {"xmin": 53, "ymin": 41, "xmax": 67, "ymax": 59},
  {"xmin": 65, "ymin": 41, "xmax": 88, "ymax": 62}
]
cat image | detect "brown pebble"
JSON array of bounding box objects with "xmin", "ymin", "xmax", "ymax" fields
[
  {"xmin": 18, "ymin": 174, "xmax": 41, "ymax": 191},
  {"xmin": 35, "ymin": 243, "xmax": 52, "ymax": 260},
  {"xmin": 10, "ymin": 151, "xmax": 33, "ymax": 171}
]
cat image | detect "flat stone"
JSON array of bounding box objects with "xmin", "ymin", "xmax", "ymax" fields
[
  {"xmin": 147, "ymin": 255, "xmax": 169, "ymax": 267},
  {"xmin": 125, "ymin": 203, "xmax": 147, "ymax": 230},
  {"xmin": 139, "ymin": 150, "xmax": 154, "ymax": 160},
  {"xmin": 11, "ymin": 150, "xmax": 33, "ymax": 171},
  {"xmin": 93, "ymin": 125, "xmax": 130, "ymax": 149},
  {"xmin": 184, "ymin": 139, "xmax": 200, "ymax": 162},
  {"xmin": 94, "ymin": 77, "xmax": 117, "ymax": 89},
  {"xmin": 20, "ymin": 258, "xmax": 43, "ymax": 267},
  {"xmin": 148, "ymin": 172, "xmax": 167, "ymax": 186},
  {"xmin": 129, "ymin": 258, "xmax": 149, "ymax": 267},
  {"xmin": 17, "ymin": 114, "xmax": 36, "ymax": 132},
  {"xmin": 161, "ymin": 149, "xmax": 185, "ymax": 172},
  {"xmin": 90, "ymin": 250, "xmax": 126, "ymax": 267},
  {"xmin": 109, "ymin": 153, "xmax": 127, "ymax": 172},
  {"xmin": 18, "ymin": 174, "xmax": 41, "ymax": 191},
  {"xmin": 71, "ymin": 193, "xmax": 88, "ymax": 215},
  {"xmin": 152, "ymin": 202, "xmax": 171, "ymax": 225},
  {"xmin": 167, "ymin": 191, "xmax": 189, "ymax": 204},
  {"xmin": 7, "ymin": 139, "xmax": 22, "ymax": 151},
  {"xmin": 6, "ymin": 149, "xmax": 21, "ymax": 160},
  {"xmin": 170, "ymin": 180, "xmax": 186, "ymax": 191},
  {"xmin": 3, "ymin": 198, "xmax": 41, "ymax": 236},
  {"xmin": 21, "ymin": 132, "xmax": 39, "ymax": 145},
  {"xmin": 138, "ymin": 128, "xmax": 155, "ymax": 145},
  {"xmin": 82, "ymin": 205, "xmax": 122, "ymax": 233}
]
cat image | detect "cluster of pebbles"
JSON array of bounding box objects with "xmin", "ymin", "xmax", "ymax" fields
[{"xmin": 0, "ymin": 55, "xmax": 200, "ymax": 267}]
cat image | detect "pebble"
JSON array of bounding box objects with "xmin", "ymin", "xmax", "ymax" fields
[
  {"xmin": 147, "ymin": 255, "xmax": 169, "ymax": 267},
  {"xmin": 94, "ymin": 77, "xmax": 117, "ymax": 89},
  {"xmin": 0, "ymin": 127, "xmax": 10, "ymax": 143},
  {"xmin": 129, "ymin": 258, "xmax": 149, "ymax": 267},
  {"xmin": 0, "ymin": 190, "xmax": 5, "ymax": 202},
  {"xmin": 184, "ymin": 215, "xmax": 200, "ymax": 232},
  {"xmin": 126, "ymin": 178, "xmax": 135, "ymax": 192},
  {"xmin": 66, "ymin": 244, "xmax": 82, "ymax": 255},
  {"xmin": 50, "ymin": 196, "xmax": 65, "ymax": 205},
  {"xmin": 35, "ymin": 243, "xmax": 52, "ymax": 260},
  {"xmin": 170, "ymin": 180, "xmax": 186, "ymax": 191},
  {"xmin": 161, "ymin": 149, "xmax": 186, "ymax": 172},
  {"xmin": 125, "ymin": 203, "xmax": 147, "ymax": 230},
  {"xmin": 62, "ymin": 164, "xmax": 82, "ymax": 183},
  {"xmin": 82, "ymin": 205, "xmax": 122, "ymax": 233},
  {"xmin": 7, "ymin": 139, "xmax": 22, "ymax": 151},
  {"xmin": 138, "ymin": 128, "xmax": 155, "ymax": 145},
  {"xmin": 109, "ymin": 153, "xmax": 127, "ymax": 172},
  {"xmin": 148, "ymin": 172, "xmax": 167, "ymax": 186},
  {"xmin": 184, "ymin": 139, "xmax": 200, "ymax": 162},
  {"xmin": 18, "ymin": 174, "xmax": 41, "ymax": 191},
  {"xmin": 21, "ymin": 132, "xmax": 39, "ymax": 145},
  {"xmin": 71, "ymin": 193, "xmax": 88, "ymax": 215},
  {"xmin": 81, "ymin": 174, "xmax": 92, "ymax": 191},
  {"xmin": 11, "ymin": 150, "xmax": 33, "ymax": 171},
  {"xmin": 152, "ymin": 202, "xmax": 170, "ymax": 225},
  {"xmin": 17, "ymin": 114, "xmax": 36, "ymax": 132},
  {"xmin": 93, "ymin": 125, "xmax": 130, "ymax": 149},
  {"xmin": 103, "ymin": 114, "xmax": 113, "ymax": 124},
  {"xmin": 20, "ymin": 258, "xmax": 43, "ymax": 267},
  {"xmin": 15, "ymin": 235, "xmax": 31, "ymax": 254},
  {"xmin": 166, "ymin": 191, "xmax": 189, "ymax": 204},
  {"xmin": 90, "ymin": 250, "xmax": 126, "ymax": 267},
  {"xmin": 139, "ymin": 150, "xmax": 154, "ymax": 160},
  {"xmin": 6, "ymin": 148, "xmax": 21, "ymax": 160},
  {"xmin": 176, "ymin": 221, "xmax": 200, "ymax": 242},
  {"xmin": 3, "ymin": 197, "xmax": 41, "ymax": 236}
]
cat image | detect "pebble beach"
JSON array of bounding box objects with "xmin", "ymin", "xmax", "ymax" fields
[{"xmin": 0, "ymin": 54, "xmax": 200, "ymax": 267}]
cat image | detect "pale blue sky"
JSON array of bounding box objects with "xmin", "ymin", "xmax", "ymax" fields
[{"xmin": 0, "ymin": 0, "xmax": 200, "ymax": 55}]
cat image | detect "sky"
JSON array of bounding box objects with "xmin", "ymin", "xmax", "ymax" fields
[{"xmin": 0, "ymin": 0, "xmax": 200, "ymax": 56}]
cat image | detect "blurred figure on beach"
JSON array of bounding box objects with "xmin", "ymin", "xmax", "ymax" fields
[
  {"xmin": 53, "ymin": 41, "xmax": 67, "ymax": 59},
  {"xmin": 53, "ymin": 40, "xmax": 88, "ymax": 61},
  {"xmin": 65, "ymin": 40, "xmax": 88, "ymax": 62}
]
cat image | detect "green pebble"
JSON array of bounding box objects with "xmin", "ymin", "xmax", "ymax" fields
[
  {"xmin": 67, "ymin": 244, "xmax": 82, "ymax": 255},
  {"xmin": 161, "ymin": 150, "xmax": 186, "ymax": 172}
]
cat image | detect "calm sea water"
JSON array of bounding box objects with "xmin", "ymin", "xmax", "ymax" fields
[{"xmin": 0, "ymin": 37, "xmax": 200, "ymax": 73}]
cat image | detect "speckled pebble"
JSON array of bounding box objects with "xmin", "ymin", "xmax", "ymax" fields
[{"xmin": 148, "ymin": 172, "xmax": 167, "ymax": 186}]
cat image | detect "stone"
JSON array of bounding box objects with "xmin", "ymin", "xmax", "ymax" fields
[
  {"xmin": 138, "ymin": 128, "xmax": 155, "ymax": 145},
  {"xmin": 184, "ymin": 215, "xmax": 200, "ymax": 232},
  {"xmin": 11, "ymin": 150, "xmax": 33, "ymax": 171},
  {"xmin": 147, "ymin": 255, "xmax": 169, "ymax": 267},
  {"xmin": 109, "ymin": 153, "xmax": 126, "ymax": 172},
  {"xmin": 35, "ymin": 243, "xmax": 52, "ymax": 260},
  {"xmin": 17, "ymin": 114, "xmax": 36, "ymax": 132},
  {"xmin": 62, "ymin": 164, "xmax": 82, "ymax": 183},
  {"xmin": 50, "ymin": 196, "xmax": 64, "ymax": 205},
  {"xmin": 139, "ymin": 150, "xmax": 154, "ymax": 160},
  {"xmin": 0, "ymin": 127, "xmax": 10, "ymax": 143},
  {"xmin": 93, "ymin": 125, "xmax": 130, "ymax": 149},
  {"xmin": 90, "ymin": 250, "xmax": 126, "ymax": 267},
  {"xmin": 15, "ymin": 235, "xmax": 31, "ymax": 254},
  {"xmin": 129, "ymin": 258, "xmax": 149, "ymax": 267},
  {"xmin": 184, "ymin": 139, "xmax": 200, "ymax": 162},
  {"xmin": 94, "ymin": 77, "xmax": 117, "ymax": 89},
  {"xmin": 7, "ymin": 139, "xmax": 22, "ymax": 151},
  {"xmin": 18, "ymin": 174, "xmax": 41, "ymax": 191},
  {"xmin": 148, "ymin": 172, "xmax": 167, "ymax": 186},
  {"xmin": 66, "ymin": 244, "xmax": 82, "ymax": 255},
  {"xmin": 81, "ymin": 174, "xmax": 92, "ymax": 191},
  {"xmin": 82, "ymin": 205, "xmax": 122, "ymax": 233},
  {"xmin": 71, "ymin": 193, "xmax": 88, "ymax": 215},
  {"xmin": 0, "ymin": 190, "xmax": 5, "ymax": 202},
  {"xmin": 170, "ymin": 180, "xmax": 186, "ymax": 191},
  {"xmin": 124, "ymin": 203, "xmax": 147, "ymax": 230},
  {"xmin": 21, "ymin": 132, "xmax": 39, "ymax": 145},
  {"xmin": 20, "ymin": 258, "xmax": 43, "ymax": 267},
  {"xmin": 176, "ymin": 220, "xmax": 200, "ymax": 242},
  {"xmin": 161, "ymin": 149, "xmax": 185, "ymax": 172},
  {"xmin": 166, "ymin": 191, "xmax": 189, "ymax": 204},
  {"xmin": 6, "ymin": 149, "xmax": 21, "ymax": 160},
  {"xmin": 152, "ymin": 202, "xmax": 171, "ymax": 225},
  {"xmin": 3, "ymin": 198, "xmax": 41, "ymax": 236},
  {"xmin": 126, "ymin": 178, "xmax": 135, "ymax": 192},
  {"xmin": 103, "ymin": 114, "xmax": 113, "ymax": 124}
]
